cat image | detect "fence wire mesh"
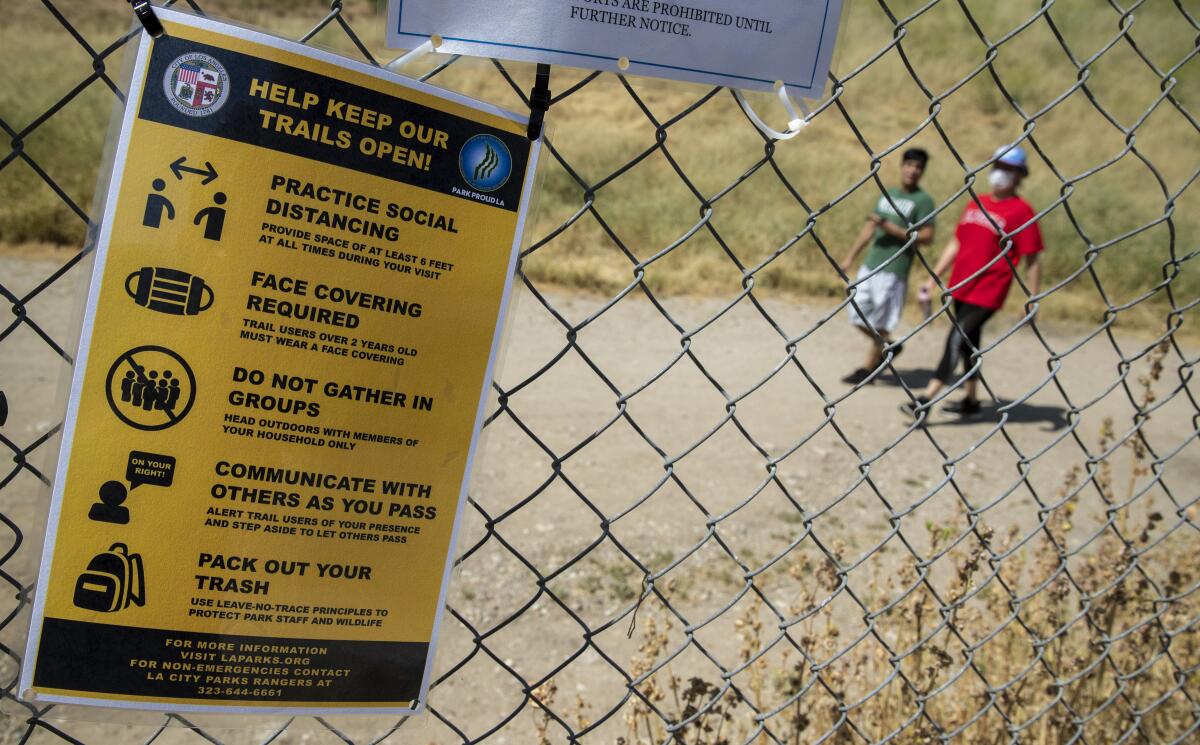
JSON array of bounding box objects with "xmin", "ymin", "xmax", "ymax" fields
[{"xmin": 1, "ymin": 0, "xmax": 1199, "ymax": 743}]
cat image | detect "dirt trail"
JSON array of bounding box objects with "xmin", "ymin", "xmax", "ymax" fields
[{"xmin": 0, "ymin": 251, "xmax": 1194, "ymax": 743}]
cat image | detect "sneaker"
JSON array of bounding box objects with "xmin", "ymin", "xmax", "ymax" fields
[
  {"xmin": 841, "ymin": 368, "xmax": 873, "ymax": 385},
  {"xmin": 943, "ymin": 398, "xmax": 981, "ymax": 417},
  {"xmin": 900, "ymin": 396, "xmax": 930, "ymax": 418}
]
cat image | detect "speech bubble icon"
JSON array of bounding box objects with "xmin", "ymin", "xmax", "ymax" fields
[{"xmin": 126, "ymin": 450, "xmax": 176, "ymax": 489}]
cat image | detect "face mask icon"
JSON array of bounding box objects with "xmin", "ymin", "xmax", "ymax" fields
[{"xmin": 125, "ymin": 267, "xmax": 214, "ymax": 316}]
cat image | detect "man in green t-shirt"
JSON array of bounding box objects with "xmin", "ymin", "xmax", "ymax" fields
[{"xmin": 839, "ymin": 148, "xmax": 936, "ymax": 385}]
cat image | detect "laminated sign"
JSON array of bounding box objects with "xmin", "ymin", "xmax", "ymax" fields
[
  {"xmin": 388, "ymin": 0, "xmax": 846, "ymax": 96},
  {"xmin": 23, "ymin": 8, "xmax": 540, "ymax": 714}
]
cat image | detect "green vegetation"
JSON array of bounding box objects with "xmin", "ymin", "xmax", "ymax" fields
[{"xmin": 2, "ymin": 0, "xmax": 1196, "ymax": 333}]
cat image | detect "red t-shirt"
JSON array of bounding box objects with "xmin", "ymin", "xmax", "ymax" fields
[{"xmin": 949, "ymin": 195, "xmax": 1044, "ymax": 309}]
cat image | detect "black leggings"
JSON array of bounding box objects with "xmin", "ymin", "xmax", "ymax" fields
[{"xmin": 933, "ymin": 299, "xmax": 995, "ymax": 384}]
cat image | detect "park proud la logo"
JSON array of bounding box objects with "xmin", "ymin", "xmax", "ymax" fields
[
  {"xmin": 458, "ymin": 133, "xmax": 512, "ymax": 193},
  {"xmin": 162, "ymin": 52, "xmax": 230, "ymax": 117}
]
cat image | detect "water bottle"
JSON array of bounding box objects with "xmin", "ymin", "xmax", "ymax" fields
[{"xmin": 918, "ymin": 285, "xmax": 932, "ymax": 319}]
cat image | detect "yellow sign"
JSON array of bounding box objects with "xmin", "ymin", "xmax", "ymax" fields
[{"xmin": 23, "ymin": 8, "xmax": 539, "ymax": 714}]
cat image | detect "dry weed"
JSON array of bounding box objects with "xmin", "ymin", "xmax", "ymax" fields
[{"xmin": 552, "ymin": 342, "xmax": 1197, "ymax": 743}]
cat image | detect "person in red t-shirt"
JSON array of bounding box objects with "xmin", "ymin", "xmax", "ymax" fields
[{"xmin": 903, "ymin": 145, "xmax": 1044, "ymax": 418}]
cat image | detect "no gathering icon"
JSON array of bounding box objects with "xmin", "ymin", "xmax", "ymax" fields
[{"xmin": 104, "ymin": 346, "xmax": 197, "ymax": 431}]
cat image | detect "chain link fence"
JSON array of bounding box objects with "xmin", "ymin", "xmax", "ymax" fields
[{"xmin": 2, "ymin": 0, "xmax": 1199, "ymax": 742}]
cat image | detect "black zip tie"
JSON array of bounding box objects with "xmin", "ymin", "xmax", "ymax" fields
[
  {"xmin": 127, "ymin": 0, "xmax": 165, "ymax": 38},
  {"xmin": 527, "ymin": 63, "xmax": 551, "ymax": 141}
]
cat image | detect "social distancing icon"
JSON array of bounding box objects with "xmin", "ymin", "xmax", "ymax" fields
[
  {"xmin": 105, "ymin": 346, "xmax": 196, "ymax": 431},
  {"xmin": 140, "ymin": 156, "xmax": 227, "ymax": 241}
]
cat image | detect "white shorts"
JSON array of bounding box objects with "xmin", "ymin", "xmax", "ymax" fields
[{"xmin": 847, "ymin": 266, "xmax": 906, "ymax": 333}]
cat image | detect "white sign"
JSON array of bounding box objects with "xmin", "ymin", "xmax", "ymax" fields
[{"xmin": 387, "ymin": 0, "xmax": 845, "ymax": 96}]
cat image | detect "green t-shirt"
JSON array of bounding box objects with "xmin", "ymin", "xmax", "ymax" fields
[{"xmin": 862, "ymin": 186, "xmax": 935, "ymax": 279}]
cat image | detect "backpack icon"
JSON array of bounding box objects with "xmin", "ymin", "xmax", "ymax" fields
[{"xmin": 73, "ymin": 543, "xmax": 145, "ymax": 612}]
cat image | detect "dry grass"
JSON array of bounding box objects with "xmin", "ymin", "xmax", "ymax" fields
[
  {"xmin": 522, "ymin": 343, "xmax": 1199, "ymax": 743},
  {"xmin": 505, "ymin": 0, "xmax": 1200, "ymax": 337}
]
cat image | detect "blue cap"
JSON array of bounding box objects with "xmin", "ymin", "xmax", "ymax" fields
[{"xmin": 993, "ymin": 145, "xmax": 1028, "ymax": 173}]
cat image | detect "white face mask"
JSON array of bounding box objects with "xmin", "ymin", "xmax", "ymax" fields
[{"xmin": 989, "ymin": 169, "xmax": 1016, "ymax": 191}]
